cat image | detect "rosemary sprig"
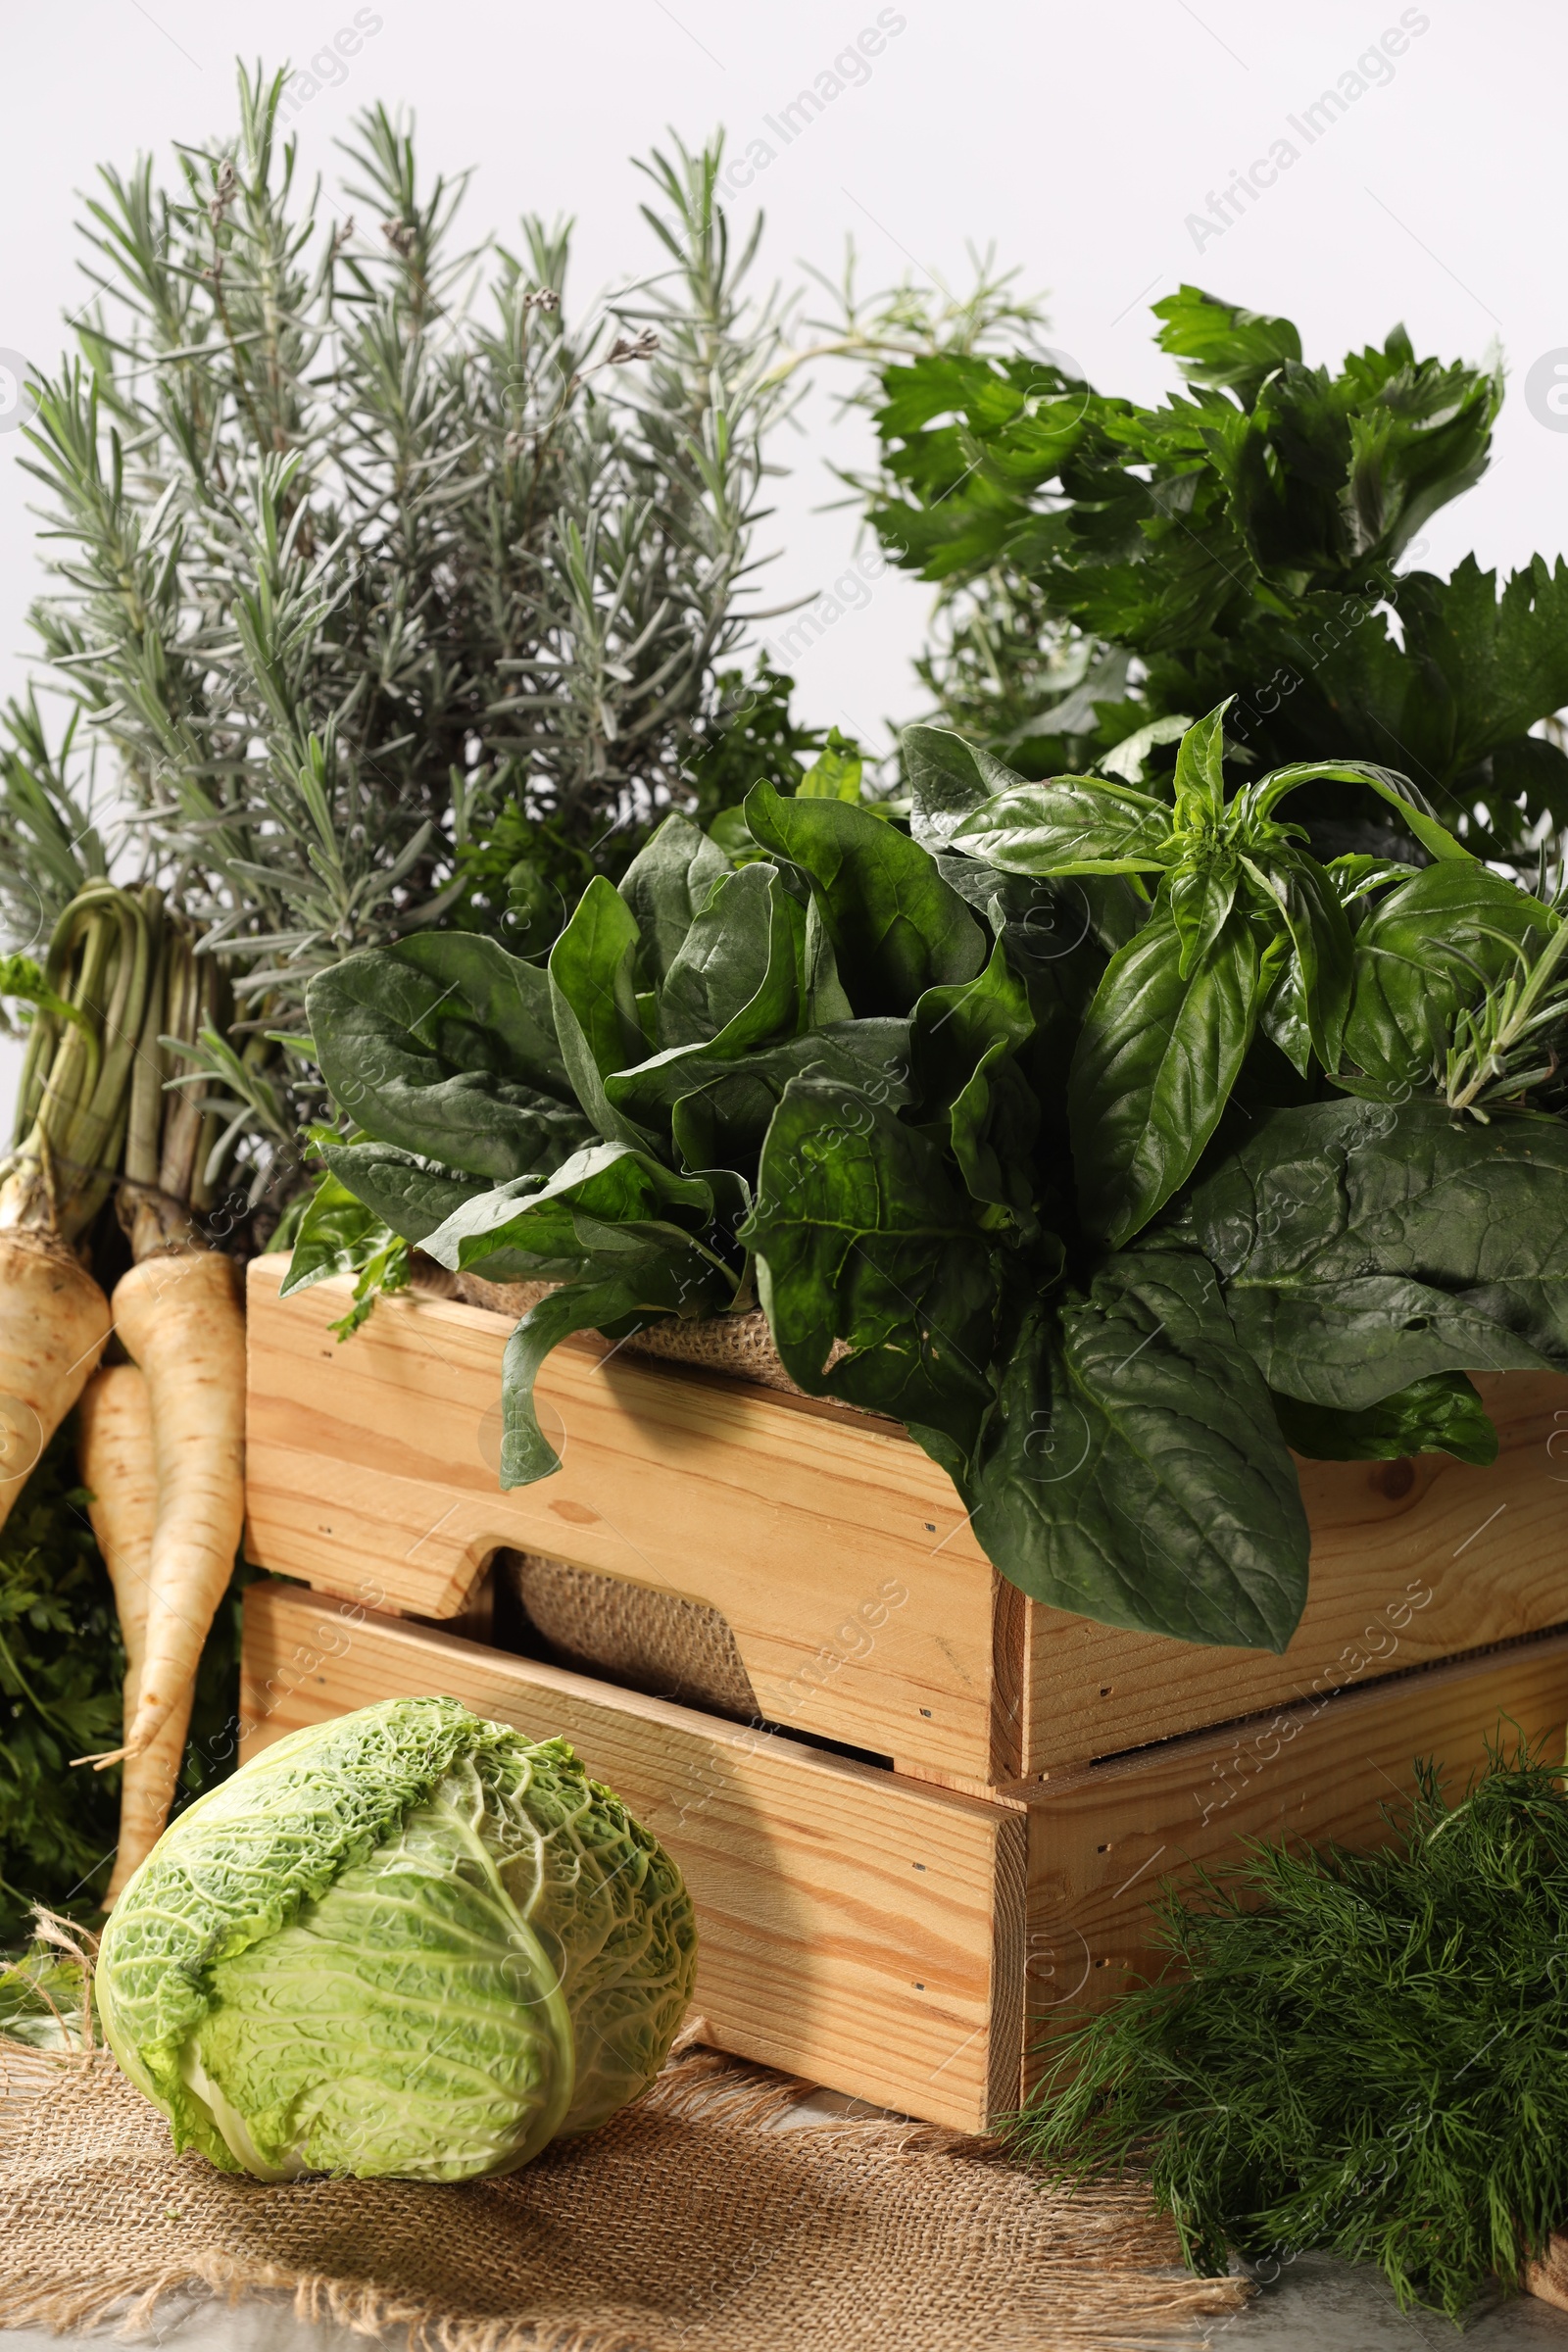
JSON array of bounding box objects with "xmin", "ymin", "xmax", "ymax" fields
[{"xmin": 1442, "ymin": 916, "xmax": 1568, "ymax": 1118}]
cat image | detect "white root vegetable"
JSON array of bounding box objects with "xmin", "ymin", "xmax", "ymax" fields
[
  {"xmin": 109, "ymin": 1250, "xmax": 245, "ymax": 1764},
  {"xmin": 76, "ymin": 1361, "xmax": 192, "ymax": 1901},
  {"xmin": 0, "ymin": 1232, "xmax": 111, "ymax": 1538}
]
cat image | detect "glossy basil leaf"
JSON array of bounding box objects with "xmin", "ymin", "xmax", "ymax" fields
[
  {"xmin": 422, "ymin": 1140, "xmax": 720, "ymax": 1281},
  {"xmin": 902, "ymin": 724, "xmax": 1029, "ymax": 850},
  {"xmin": 307, "ymin": 949, "xmax": 595, "ymax": 1181},
  {"xmin": 1272, "ymin": 1372, "xmax": 1497, "ymax": 1466},
  {"xmin": 500, "ymin": 1249, "xmax": 734, "ymax": 1484},
  {"xmin": 1168, "ymin": 858, "xmax": 1240, "ymax": 979},
  {"xmin": 317, "ymin": 1141, "xmax": 487, "ymax": 1245},
  {"xmin": 950, "ymin": 774, "xmax": 1174, "ymax": 877},
  {"xmin": 1243, "ymin": 758, "xmax": 1473, "ymax": 865},
  {"xmin": 744, "ymin": 1075, "xmax": 996, "ymax": 1453},
  {"xmin": 667, "ymin": 1020, "xmax": 913, "ymax": 1171},
  {"xmin": 1161, "ymin": 1098, "xmax": 1568, "ymax": 1406},
  {"xmin": 658, "ymin": 863, "xmax": 807, "ymax": 1051},
  {"xmin": 1326, "ymin": 854, "xmax": 1418, "ymax": 909},
  {"xmin": 1256, "ymin": 934, "xmax": 1312, "ymax": 1078},
  {"xmin": 547, "ymin": 878, "xmax": 657, "ymax": 1150},
  {"xmin": 616, "ymin": 812, "xmax": 733, "ymax": 985},
  {"xmin": 1171, "ymin": 703, "xmax": 1228, "ymax": 826},
  {"xmin": 1069, "ymin": 894, "xmax": 1262, "ymax": 1247},
  {"xmin": 743, "ymin": 779, "xmax": 986, "ymax": 1015},
  {"xmin": 1250, "ymin": 848, "xmax": 1354, "ymax": 1071},
  {"xmin": 1342, "ymin": 862, "xmax": 1558, "ymax": 1091},
  {"xmin": 960, "ymin": 1251, "xmax": 1309, "ymax": 1649}
]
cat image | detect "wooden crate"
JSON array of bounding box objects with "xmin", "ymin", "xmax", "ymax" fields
[
  {"xmin": 242, "ymin": 1578, "xmax": 1568, "ymax": 2132},
  {"xmin": 246, "ymin": 1257, "xmax": 1568, "ymax": 1787}
]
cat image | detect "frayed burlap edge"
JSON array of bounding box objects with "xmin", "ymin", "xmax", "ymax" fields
[
  {"xmin": 0, "ymin": 2257, "xmax": 645, "ymax": 2352},
  {"xmin": 0, "ymin": 2034, "xmax": 1251, "ymax": 2350}
]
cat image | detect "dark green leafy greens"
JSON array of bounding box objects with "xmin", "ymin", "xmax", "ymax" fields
[
  {"xmin": 304, "ymin": 717, "xmax": 1568, "ymax": 1651},
  {"xmin": 0, "ymin": 1429, "xmax": 242, "ymax": 1941},
  {"xmin": 913, "ymin": 700, "xmax": 1470, "ymax": 1244},
  {"xmin": 1011, "ymin": 1744, "xmax": 1568, "ymax": 2322},
  {"xmin": 865, "ymin": 283, "xmax": 1568, "ymax": 863}
]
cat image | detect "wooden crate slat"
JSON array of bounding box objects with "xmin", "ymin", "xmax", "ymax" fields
[
  {"xmin": 248, "ymin": 1258, "xmax": 1568, "ymax": 1789},
  {"xmin": 1021, "ymin": 1371, "xmax": 1568, "ymax": 1768},
  {"xmin": 246, "ymin": 1257, "xmax": 1003, "ymax": 1785},
  {"xmin": 242, "ymin": 1584, "xmax": 1568, "ymax": 2130},
  {"xmin": 1020, "ymin": 1629, "xmax": 1568, "ymax": 2093},
  {"xmin": 241, "ymin": 1579, "xmax": 1025, "ymax": 2134}
]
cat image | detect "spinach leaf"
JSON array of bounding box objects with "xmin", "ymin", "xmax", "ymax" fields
[
  {"xmin": 911, "ymin": 935, "xmax": 1037, "ymax": 1108},
  {"xmin": 804, "ymin": 896, "xmax": 855, "ymax": 1023},
  {"xmin": 743, "ymin": 1075, "xmax": 997, "ymax": 1453},
  {"xmin": 306, "ymin": 949, "xmax": 595, "ymax": 1180},
  {"xmin": 798, "ymin": 729, "xmax": 864, "ymax": 803},
  {"xmin": 666, "ymin": 1020, "xmax": 913, "ymax": 1170},
  {"xmin": 616, "ymin": 812, "xmax": 733, "ymax": 985},
  {"xmin": 1069, "ymin": 894, "xmax": 1262, "ymax": 1246},
  {"xmin": 500, "ymin": 1249, "xmax": 734, "ymax": 1483},
  {"xmin": 902, "ymin": 723, "xmax": 1030, "ymax": 849},
  {"xmin": 1342, "ymin": 862, "xmax": 1558, "ymax": 1091},
  {"xmin": 278, "ymin": 1152, "xmax": 416, "ymax": 1338},
  {"xmin": 421, "ymin": 1140, "xmax": 724, "ymax": 1282},
  {"xmin": 961, "ymin": 1251, "xmax": 1309, "ymax": 1650},
  {"xmin": 911, "ymin": 939, "xmax": 1040, "ymax": 1231},
  {"xmin": 382, "ymin": 931, "xmax": 568, "ymax": 1096},
  {"xmin": 657, "ymin": 862, "xmax": 807, "ymax": 1050},
  {"xmin": 316, "ymin": 1141, "xmax": 487, "ymax": 1243},
  {"xmin": 1164, "ymin": 1098, "xmax": 1568, "ymax": 1405},
  {"xmin": 547, "ymin": 878, "xmax": 656, "ymax": 1150},
  {"xmin": 947, "ymin": 1043, "xmax": 1042, "ymax": 1233},
  {"xmin": 744, "ymin": 779, "xmax": 986, "ymax": 1014},
  {"xmin": 1272, "ymin": 1372, "xmax": 1497, "ymax": 1465}
]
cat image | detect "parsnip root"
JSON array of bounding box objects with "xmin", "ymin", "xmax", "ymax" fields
[
  {"xmin": 111, "ymin": 1249, "xmax": 245, "ymax": 1763},
  {"xmin": 0, "ymin": 1230, "xmax": 111, "ymax": 1539},
  {"xmin": 77, "ymin": 1362, "xmax": 192, "ymax": 1902}
]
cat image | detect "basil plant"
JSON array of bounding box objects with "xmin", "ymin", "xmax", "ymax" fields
[{"xmin": 97, "ymin": 1698, "xmax": 697, "ymax": 2180}]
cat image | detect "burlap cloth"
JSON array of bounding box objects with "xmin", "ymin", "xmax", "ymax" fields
[
  {"xmin": 499, "ymin": 1555, "xmax": 760, "ymax": 1723},
  {"xmin": 452, "ymin": 1277, "xmax": 852, "ymax": 1403},
  {"xmin": 0, "ymin": 2038, "xmax": 1249, "ymax": 2352}
]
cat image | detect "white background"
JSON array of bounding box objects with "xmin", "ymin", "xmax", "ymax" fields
[{"xmin": 3, "ymin": 0, "xmax": 1567, "ymax": 1123}]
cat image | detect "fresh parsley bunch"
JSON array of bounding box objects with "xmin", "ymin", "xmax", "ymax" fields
[{"xmin": 865, "ymin": 285, "xmax": 1568, "ymax": 863}]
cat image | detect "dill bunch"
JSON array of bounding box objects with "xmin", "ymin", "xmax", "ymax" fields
[{"xmin": 1013, "ymin": 1744, "xmax": 1568, "ymax": 2322}]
